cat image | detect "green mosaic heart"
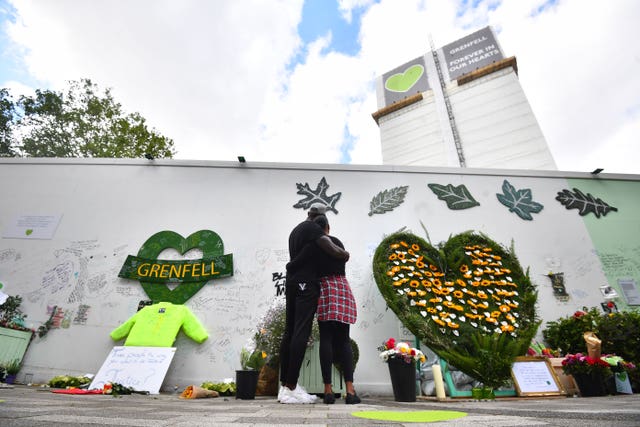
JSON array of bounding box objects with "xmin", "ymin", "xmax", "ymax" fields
[
  {"xmin": 137, "ymin": 230, "xmax": 226, "ymax": 304},
  {"xmin": 373, "ymin": 231, "xmax": 538, "ymax": 386},
  {"xmin": 385, "ymin": 64, "xmax": 424, "ymax": 92}
]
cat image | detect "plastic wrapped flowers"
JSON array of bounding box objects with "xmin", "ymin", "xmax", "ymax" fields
[{"xmin": 378, "ymin": 337, "xmax": 426, "ymax": 364}]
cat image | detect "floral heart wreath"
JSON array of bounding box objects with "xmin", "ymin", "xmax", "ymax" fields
[{"xmin": 373, "ymin": 230, "xmax": 540, "ymax": 387}]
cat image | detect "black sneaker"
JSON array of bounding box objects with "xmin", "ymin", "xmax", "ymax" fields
[
  {"xmin": 323, "ymin": 393, "xmax": 336, "ymax": 404},
  {"xmin": 345, "ymin": 392, "xmax": 361, "ymax": 404}
]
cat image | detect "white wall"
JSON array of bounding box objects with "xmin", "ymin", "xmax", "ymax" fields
[{"xmin": 0, "ymin": 158, "xmax": 636, "ymax": 393}]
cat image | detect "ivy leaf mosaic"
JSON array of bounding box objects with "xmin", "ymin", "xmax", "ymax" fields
[
  {"xmin": 292, "ymin": 177, "xmax": 341, "ymax": 214},
  {"xmin": 373, "ymin": 231, "xmax": 538, "ymax": 387},
  {"xmin": 555, "ymin": 188, "xmax": 618, "ymax": 218},
  {"xmin": 496, "ymin": 180, "xmax": 544, "ymax": 220},
  {"xmin": 368, "ymin": 186, "xmax": 409, "ymax": 216},
  {"xmin": 428, "ymin": 183, "xmax": 480, "ymax": 210}
]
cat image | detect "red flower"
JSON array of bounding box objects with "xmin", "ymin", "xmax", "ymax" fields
[
  {"xmin": 385, "ymin": 338, "xmax": 396, "ymax": 350},
  {"xmin": 573, "ymin": 311, "xmax": 586, "ymax": 318}
]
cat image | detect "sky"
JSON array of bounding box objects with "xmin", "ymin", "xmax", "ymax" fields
[{"xmin": 0, "ymin": 0, "xmax": 638, "ymax": 174}]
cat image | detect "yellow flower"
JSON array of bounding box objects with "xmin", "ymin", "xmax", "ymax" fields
[{"xmin": 411, "ymin": 244, "xmax": 420, "ymax": 251}]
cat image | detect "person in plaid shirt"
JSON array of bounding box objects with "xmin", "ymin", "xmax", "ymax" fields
[{"xmin": 287, "ymin": 214, "xmax": 360, "ymax": 404}]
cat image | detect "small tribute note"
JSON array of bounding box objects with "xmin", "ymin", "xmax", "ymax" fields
[{"xmin": 2, "ymin": 214, "xmax": 63, "ymax": 240}]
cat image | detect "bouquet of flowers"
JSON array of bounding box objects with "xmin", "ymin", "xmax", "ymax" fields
[
  {"xmin": 602, "ymin": 355, "xmax": 637, "ymax": 373},
  {"xmin": 527, "ymin": 340, "xmax": 560, "ymax": 358},
  {"xmin": 561, "ymin": 353, "xmax": 612, "ymax": 377},
  {"xmin": 378, "ymin": 337, "xmax": 426, "ymax": 364}
]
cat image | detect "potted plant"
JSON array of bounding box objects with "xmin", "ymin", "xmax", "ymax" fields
[
  {"xmin": 561, "ymin": 353, "xmax": 614, "ymax": 396},
  {"xmin": 3, "ymin": 359, "xmax": 21, "ymax": 384},
  {"xmin": 378, "ymin": 337, "xmax": 426, "ymax": 402},
  {"xmin": 235, "ymin": 347, "xmax": 267, "ymax": 400}
]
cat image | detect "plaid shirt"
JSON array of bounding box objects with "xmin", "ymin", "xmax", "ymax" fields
[{"xmin": 317, "ymin": 275, "xmax": 357, "ymax": 324}]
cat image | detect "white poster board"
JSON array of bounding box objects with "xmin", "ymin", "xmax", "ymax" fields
[
  {"xmin": 511, "ymin": 357, "xmax": 564, "ymax": 396},
  {"xmin": 2, "ymin": 214, "xmax": 62, "ymax": 239},
  {"xmin": 89, "ymin": 346, "xmax": 176, "ymax": 394}
]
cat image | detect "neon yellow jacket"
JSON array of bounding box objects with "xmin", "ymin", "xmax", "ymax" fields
[{"xmin": 110, "ymin": 302, "xmax": 208, "ymax": 347}]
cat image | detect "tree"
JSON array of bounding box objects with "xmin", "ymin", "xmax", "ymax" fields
[
  {"xmin": 0, "ymin": 88, "xmax": 15, "ymax": 157},
  {"xmin": 1, "ymin": 79, "xmax": 175, "ymax": 159}
]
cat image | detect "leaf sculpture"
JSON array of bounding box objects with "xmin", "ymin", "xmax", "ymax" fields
[
  {"xmin": 428, "ymin": 183, "xmax": 480, "ymax": 210},
  {"xmin": 368, "ymin": 186, "xmax": 409, "ymax": 216},
  {"xmin": 292, "ymin": 177, "xmax": 342, "ymax": 214},
  {"xmin": 555, "ymin": 188, "xmax": 618, "ymax": 218},
  {"xmin": 496, "ymin": 180, "xmax": 544, "ymax": 220},
  {"xmin": 373, "ymin": 231, "xmax": 539, "ymax": 388}
]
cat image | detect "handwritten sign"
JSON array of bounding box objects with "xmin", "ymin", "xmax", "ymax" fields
[
  {"xmin": 89, "ymin": 346, "xmax": 176, "ymax": 394},
  {"xmin": 511, "ymin": 357, "xmax": 564, "ymax": 397}
]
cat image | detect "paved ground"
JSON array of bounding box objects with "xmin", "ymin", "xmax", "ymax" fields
[{"xmin": 1, "ymin": 385, "xmax": 640, "ymax": 426}]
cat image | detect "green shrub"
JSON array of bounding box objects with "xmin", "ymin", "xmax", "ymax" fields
[
  {"xmin": 542, "ymin": 306, "xmax": 640, "ymax": 392},
  {"xmin": 542, "ymin": 307, "xmax": 601, "ymax": 354}
]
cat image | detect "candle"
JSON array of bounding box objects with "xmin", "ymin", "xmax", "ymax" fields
[{"xmin": 432, "ymin": 364, "xmax": 446, "ymax": 400}]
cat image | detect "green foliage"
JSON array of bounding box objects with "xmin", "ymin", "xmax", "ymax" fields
[
  {"xmin": 253, "ymin": 300, "xmax": 287, "ymax": 368},
  {"xmin": 252, "ymin": 300, "xmax": 319, "ymax": 369},
  {"xmin": 0, "ymin": 295, "xmax": 27, "ymax": 327},
  {"xmin": 1, "ymin": 79, "xmax": 175, "ymax": 159},
  {"xmin": 542, "ymin": 307, "xmax": 640, "ymax": 392},
  {"xmin": 240, "ymin": 348, "xmax": 267, "ymax": 371},
  {"xmin": 48, "ymin": 375, "xmax": 92, "ymax": 388},
  {"xmin": 542, "ymin": 307, "xmax": 602, "ymax": 355},
  {"xmin": 3, "ymin": 359, "xmax": 21, "ymax": 375},
  {"xmin": 439, "ymin": 333, "xmax": 530, "ymax": 388},
  {"xmin": 201, "ymin": 381, "xmax": 236, "ymax": 396},
  {"xmin": 0, "ymin": 88, "xmax": 15, "ymax": 157}
]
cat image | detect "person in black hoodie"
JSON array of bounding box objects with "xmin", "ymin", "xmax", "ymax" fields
[{"xmin": 287, "ymin": 214, "xmax": 360, "ymax": 404}]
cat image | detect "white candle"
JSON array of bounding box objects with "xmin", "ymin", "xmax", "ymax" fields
[{"xmin": 432, "ymin": 364, "xmax": 446, "ymax": 400}]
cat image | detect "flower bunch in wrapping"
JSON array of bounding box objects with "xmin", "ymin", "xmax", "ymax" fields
[{"xmin": 378, "ymin": 337, "xmax": 426, "ymax": 364}]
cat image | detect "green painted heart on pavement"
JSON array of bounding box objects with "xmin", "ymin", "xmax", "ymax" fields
[{"xmin": 385, "ymin": 64, "xmax": 424, "ymax": 92}]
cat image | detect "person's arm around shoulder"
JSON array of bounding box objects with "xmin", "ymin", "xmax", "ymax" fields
[{"xmin": 316, "ymin": 235, "xmax": 349, "ymax": 261}]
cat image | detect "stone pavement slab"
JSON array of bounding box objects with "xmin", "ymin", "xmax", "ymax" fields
[{"xmin": 1, "ymin": 386, "xmax": 639, "ymax": 426}]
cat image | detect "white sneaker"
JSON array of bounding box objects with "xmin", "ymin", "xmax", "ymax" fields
[
  {"xmin": 277, "ymin": 385, "xmax": 284, "ymax": 402},
  {"xmin": 279, "ymin": 386, "xmax": 317, "ymax": 404},
  {"xmin": 294, "ymin": 385, "xmax": 318, "ymax": 402}
]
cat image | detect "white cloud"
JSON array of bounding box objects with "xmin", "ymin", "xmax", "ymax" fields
[
  {"xmin": 2, "ymin": 0, "xmax": 639, "ymax": 174},
  {"xmin": 5, "ymin": 0, "xmax": 304, "ymax": 161}
]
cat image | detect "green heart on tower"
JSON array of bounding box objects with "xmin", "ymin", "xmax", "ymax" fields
[
  {"xmin": 373, "ymin": 231, "xmax": 539, "ymax": 388},
  {"xmin": 385, "ymin": 64, "xmax": 424, "ymax": 92},
  {"xmin": 118, "ymin": 230, "xmax": 233, "ymax": 304}
]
